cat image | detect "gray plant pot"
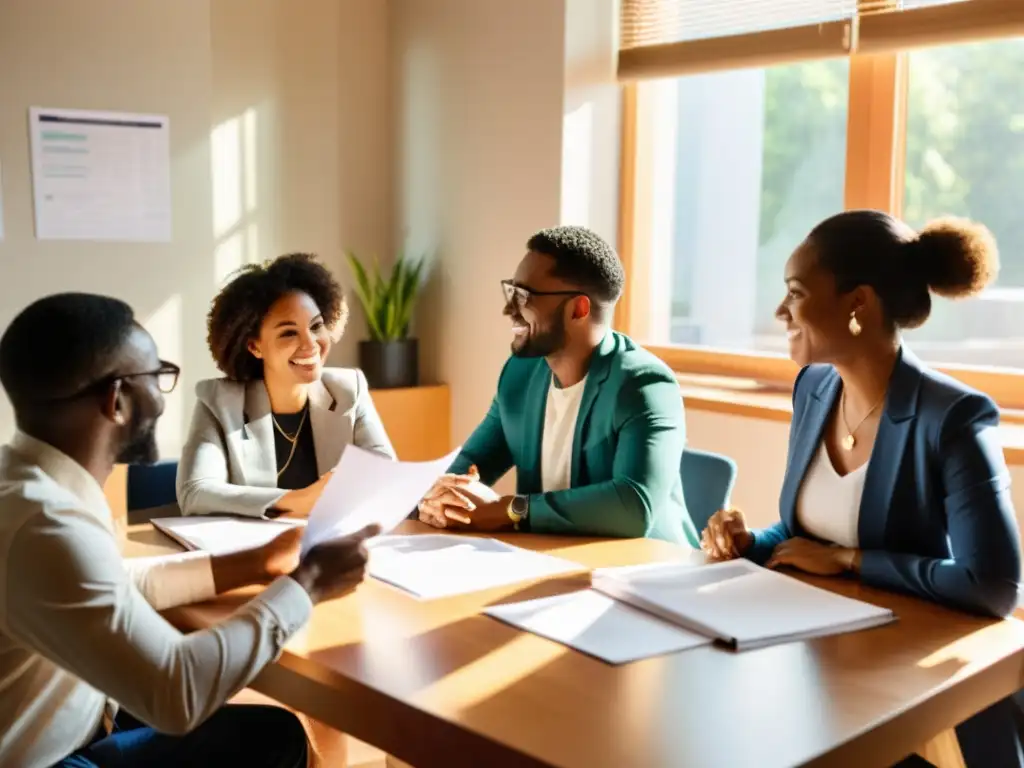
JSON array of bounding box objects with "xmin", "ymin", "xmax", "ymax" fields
[{"xmin": 358, "ymin": 338, "xmax": 419, "ymax": 389}]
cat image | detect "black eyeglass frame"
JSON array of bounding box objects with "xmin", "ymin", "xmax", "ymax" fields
[
  {"xmin": 45, "ymin": 361, "xmax": 182, "ymax": 403},
  {"xmin": 500, "ymin": 279, "xmax": 587, "ymax": 308}
]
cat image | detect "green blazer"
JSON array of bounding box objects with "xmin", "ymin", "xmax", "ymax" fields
[{"xmin": 449, "ymin": 331, "xmax": 696, "ymax": 545}]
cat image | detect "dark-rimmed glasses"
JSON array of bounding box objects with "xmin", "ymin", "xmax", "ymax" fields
[
  {"xmin": 48, "ymin": 361, "xmax": 181, "ymax": 402},
  {"xmin": 501, "ymin": 279, "xmax": 587, "ymax": 309}
]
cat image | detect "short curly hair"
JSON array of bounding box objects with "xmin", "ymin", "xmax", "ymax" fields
[
  {"xmin": 207, "ymin": 253, "xmax": 348, "ymax": 381},
  {"xmin": 1, "ymin": 293, "xmax": 137, "ymax": 409},
  {"xmin": 526, "ymin": 226, "xmax": 624, "ymax": 315}
]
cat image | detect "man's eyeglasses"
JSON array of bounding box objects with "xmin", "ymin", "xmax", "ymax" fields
[
  {"xmin": 501, "ymin": 280, "xmax": 586, "ymax": 309},
  {"xmin": 124, "ymin": 361, "xmax": 181, "ymax": 394},
  {"xmin": 48, "ymin": 361, "xmax": 182, "ymax": 403}
]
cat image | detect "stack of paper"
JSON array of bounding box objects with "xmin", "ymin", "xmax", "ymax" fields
[
  {"xmin": 151, "ymin": 516, "xmax": 305, "ymax": 555},
  {"xmin": 591, "ymin": 558, "xmax": 895, "ymax": 651},
  {"xmin": 485, "ymin": 590, "xmax": 712, "ymax": 664},
  {"xmin": 366, "ymin": 534, "xmax": 583, "ymax": 599}
]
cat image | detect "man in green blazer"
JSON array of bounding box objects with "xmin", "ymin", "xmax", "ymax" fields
[{"xmin": 417, "ymin": 226, "xmax": 697, "ymax": 546}]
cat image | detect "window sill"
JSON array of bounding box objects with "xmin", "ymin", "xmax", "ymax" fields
[{"xmin": 677, "ymin": 374, "xmax": 1024, "ymax": 467}]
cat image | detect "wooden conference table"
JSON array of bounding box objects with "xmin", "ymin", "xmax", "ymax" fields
[{"xmin": 127, "ymin": 520, "xmax": 1024, "ymax": 768}]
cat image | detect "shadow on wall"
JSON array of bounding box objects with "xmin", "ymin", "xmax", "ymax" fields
[
  {"xmin": 395, "ymin": 36, "xmax": 444, "ymax": 388},
  {"xmin": 142, "ymin": 105, "xmax": 267, "ymax": 459}
]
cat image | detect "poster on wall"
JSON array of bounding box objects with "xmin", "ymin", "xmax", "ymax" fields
[
  {"xmin": 29, "ymin": 107, "xmax": 171, "ymax": 242},
  {"xmin": 0, "ymin": 160, "xmax": 5, "ymax": 241}
]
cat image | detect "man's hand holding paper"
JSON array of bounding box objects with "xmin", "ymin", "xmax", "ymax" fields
[{"xmin": 302, "ymin": 445, "xmax": 462, "ymax": 554}]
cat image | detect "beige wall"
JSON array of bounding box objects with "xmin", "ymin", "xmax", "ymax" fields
[
  {"xmin": 391, "ymin": 0, "xmax": 620, "ymax": 468},
  {"xmin": 391, "ymin": 0, "xmax": 567, "ymax": 468},
  {"xmin": 0, "ymin": 0, "xmax": 390, "ymax": 455},
  {"xmin": 562, "ymin": 0, "xmax": 620, "ymax": 244}
]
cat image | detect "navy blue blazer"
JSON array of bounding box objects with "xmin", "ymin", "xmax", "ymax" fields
[{"xmin": 747, "ymin": 347, "xmax": 1021, "ymax": 617}]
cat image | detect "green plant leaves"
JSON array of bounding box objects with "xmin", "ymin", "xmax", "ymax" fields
[{"xmin": 345, "ymin": 249, "xmax": 427, "ymax": 341}]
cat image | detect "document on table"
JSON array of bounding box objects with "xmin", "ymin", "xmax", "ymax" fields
[
  {"xmin": 366, "ymin": 534, "xmax": 583, "ymax": 599},
  {"xmin": 151, "ymin": 516, "xmax": 305, "ymax": 555},
  {"xmin": 592, "ymin": 558, "xmax": 895, "ymax": 651},
  {"xmin": 485, "ymin": 590, "xmax": 712, "ymax": 664},
  {"xmin": 302, "ymin": 445, "xmax": 462, "ymax": 554}
]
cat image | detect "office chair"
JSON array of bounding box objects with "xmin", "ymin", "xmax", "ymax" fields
[{"xmin": 681, "ymin": 446, "xmax": 738, "ymax": 534}]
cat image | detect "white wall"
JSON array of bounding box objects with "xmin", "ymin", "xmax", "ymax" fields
[{"xmin": 0, "ymin": 0, "xmax": 391, "ymax": 456}]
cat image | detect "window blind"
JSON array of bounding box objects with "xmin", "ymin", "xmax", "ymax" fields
[
  {"xmin": 620, "ymin": 0, "xmax": 1024, "ymax": 80},
  {"xmin": 620, "ymin": 0, "xmax": 857, "ymax": 50},
  {"xmin": 858, "ymin": 0, "xmax": 1024, "ymax": 54}
]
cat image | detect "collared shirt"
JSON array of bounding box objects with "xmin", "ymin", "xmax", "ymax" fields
[{"xmin": 0, "ymin": 432, "xmax": 313, "ymax": 768}]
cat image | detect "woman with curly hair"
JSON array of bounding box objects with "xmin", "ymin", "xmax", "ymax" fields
[
  {"xmin": 701, "ymin": 211, "xmax": 1021, "ymax": 768},
  {"xmin": 177, "ymin": 253, "xmax": 395, "ymax": 518}
]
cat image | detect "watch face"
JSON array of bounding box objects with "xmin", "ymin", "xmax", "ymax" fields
[{"xmin": 512, "ymin": 495, "xmax": 529, "ymax": 516}]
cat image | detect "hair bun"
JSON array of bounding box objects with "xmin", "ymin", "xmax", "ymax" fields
[{"xmin": 910, "ymin": 217, "xmax": 998, "ymax": 299}]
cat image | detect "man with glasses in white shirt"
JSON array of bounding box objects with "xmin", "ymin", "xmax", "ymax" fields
[{"xmin": 0, "ymin": 293, "xmax": 378, "ymax": 767}]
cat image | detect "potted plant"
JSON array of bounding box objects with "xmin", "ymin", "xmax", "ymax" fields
[{"xmin": 345, "ymin": 249, "xmax": 427, "ymax": 389}]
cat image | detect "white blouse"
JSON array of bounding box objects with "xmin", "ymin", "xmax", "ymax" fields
[{"xmin": 795, "ymin": 441, "xmax": 868, "ymax": 549}]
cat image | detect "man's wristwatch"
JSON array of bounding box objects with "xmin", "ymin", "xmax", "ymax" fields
[{"xmin": 507, "ymin": 494, "xmax": 530, "ymax": 530}]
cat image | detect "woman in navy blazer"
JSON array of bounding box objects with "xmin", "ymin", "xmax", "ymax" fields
[{"xmin": 703, "ymin": 210, "xmax": 1022, "ymax": 768}]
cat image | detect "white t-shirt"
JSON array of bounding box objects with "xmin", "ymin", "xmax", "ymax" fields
[
  {"xmin": 795, "ymin": 441, "xmax": 868, "ymax": 549},
  {"xmin": 540, "ymin": 375, "xmax": 588, "ymax": 493}
]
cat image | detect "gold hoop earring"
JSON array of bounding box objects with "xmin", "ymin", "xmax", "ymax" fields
[{"xmin": 848, "ymin": 311, "xmax": 862, "ymax": 337}]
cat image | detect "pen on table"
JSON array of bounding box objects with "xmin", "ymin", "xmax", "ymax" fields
[{"xmin": 444, "ymin": 509, "xmax": 472, "ymax": 525}]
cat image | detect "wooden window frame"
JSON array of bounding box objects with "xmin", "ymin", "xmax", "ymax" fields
[{"xmin": 616, "ymin": 10, "xmax": 1024, "ymax": 412}]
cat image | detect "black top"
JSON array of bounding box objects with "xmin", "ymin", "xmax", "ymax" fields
[{"xmin": 272, "ymin": 406, "xmax": 319, "ymax": 491}]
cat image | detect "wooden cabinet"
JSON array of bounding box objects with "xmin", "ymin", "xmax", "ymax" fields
[{"xmin": 369, "ymin": 384, "xmax": 452, "ymax": 461}]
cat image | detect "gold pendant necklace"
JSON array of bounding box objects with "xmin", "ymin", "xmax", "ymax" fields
[
  {"xmin": 839, "ymin": 389, "xmax": 884, "ymax": 451},
  {"xmin": 273, "ymin": 406, "xmax": 308, "ymax": 444}
]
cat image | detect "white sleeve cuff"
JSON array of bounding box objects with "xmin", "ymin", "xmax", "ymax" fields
[{"xmin": 256, "ymin": 576, "xmax": 315, "ymax": 639}]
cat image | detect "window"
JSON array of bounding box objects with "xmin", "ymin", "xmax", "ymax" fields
[
  {"xmin": 902, "ymin": 37, "xmax": 1024, "ymax": 369},
  {"xmin": 639, "ymin": 60, "xmax": 848, "ymax": 353},
  {"xmin": 619, "ymin": 1, "xmax": 1024, "ymax": 408}
]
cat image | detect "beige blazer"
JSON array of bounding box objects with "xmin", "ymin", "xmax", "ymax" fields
[{"xmin": 176, "ymin": 368, "xmax": 395, "ymax": 518}]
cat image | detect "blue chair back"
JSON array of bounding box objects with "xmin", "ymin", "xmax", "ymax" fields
[
  {"xmin": 681, "ymin": 447, "xmax": 737, "ymax": 533},
  {"xmin": 127, "ymin": 459, "xmax": 179, "ymax": 512}
]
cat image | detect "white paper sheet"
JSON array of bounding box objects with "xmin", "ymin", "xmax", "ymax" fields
[
  {"xmin": 366, "ymin": 534, "xmax": 583, "ymax": 599},
  {"xmin": 302, "ymin": 446, "xmax": 462, "ymax": 554},
  {"xmin": 151, "ymin": 516, "xmax": 305, "ymax": 555},
  {"xmin": 29, "ymin": 107, "xmax": 171, "ymax": 241},
  {"xmin": 485, "ymin": 589, "xmax": 712, "ymax": 664}
]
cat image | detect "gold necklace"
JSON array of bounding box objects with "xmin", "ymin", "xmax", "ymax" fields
[
  {"xmin": 273, "ymin": 406, "xmax": 307, "ymax": 443},
  {"xmin": 839, "ymin": 389, "xmax": 884, "ymax": 451},
  {"xmin": 274, "ymin": 407, "xmax": 308, "ymax": 478}
]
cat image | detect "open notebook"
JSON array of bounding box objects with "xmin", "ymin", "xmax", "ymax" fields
[
  {"xmin": 591, "ymin": 558, "xmax": 895, "ymax": 651},
  {"xmin": 151, "ymin": 516, "xmax": 306, "ymax": 555}
]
